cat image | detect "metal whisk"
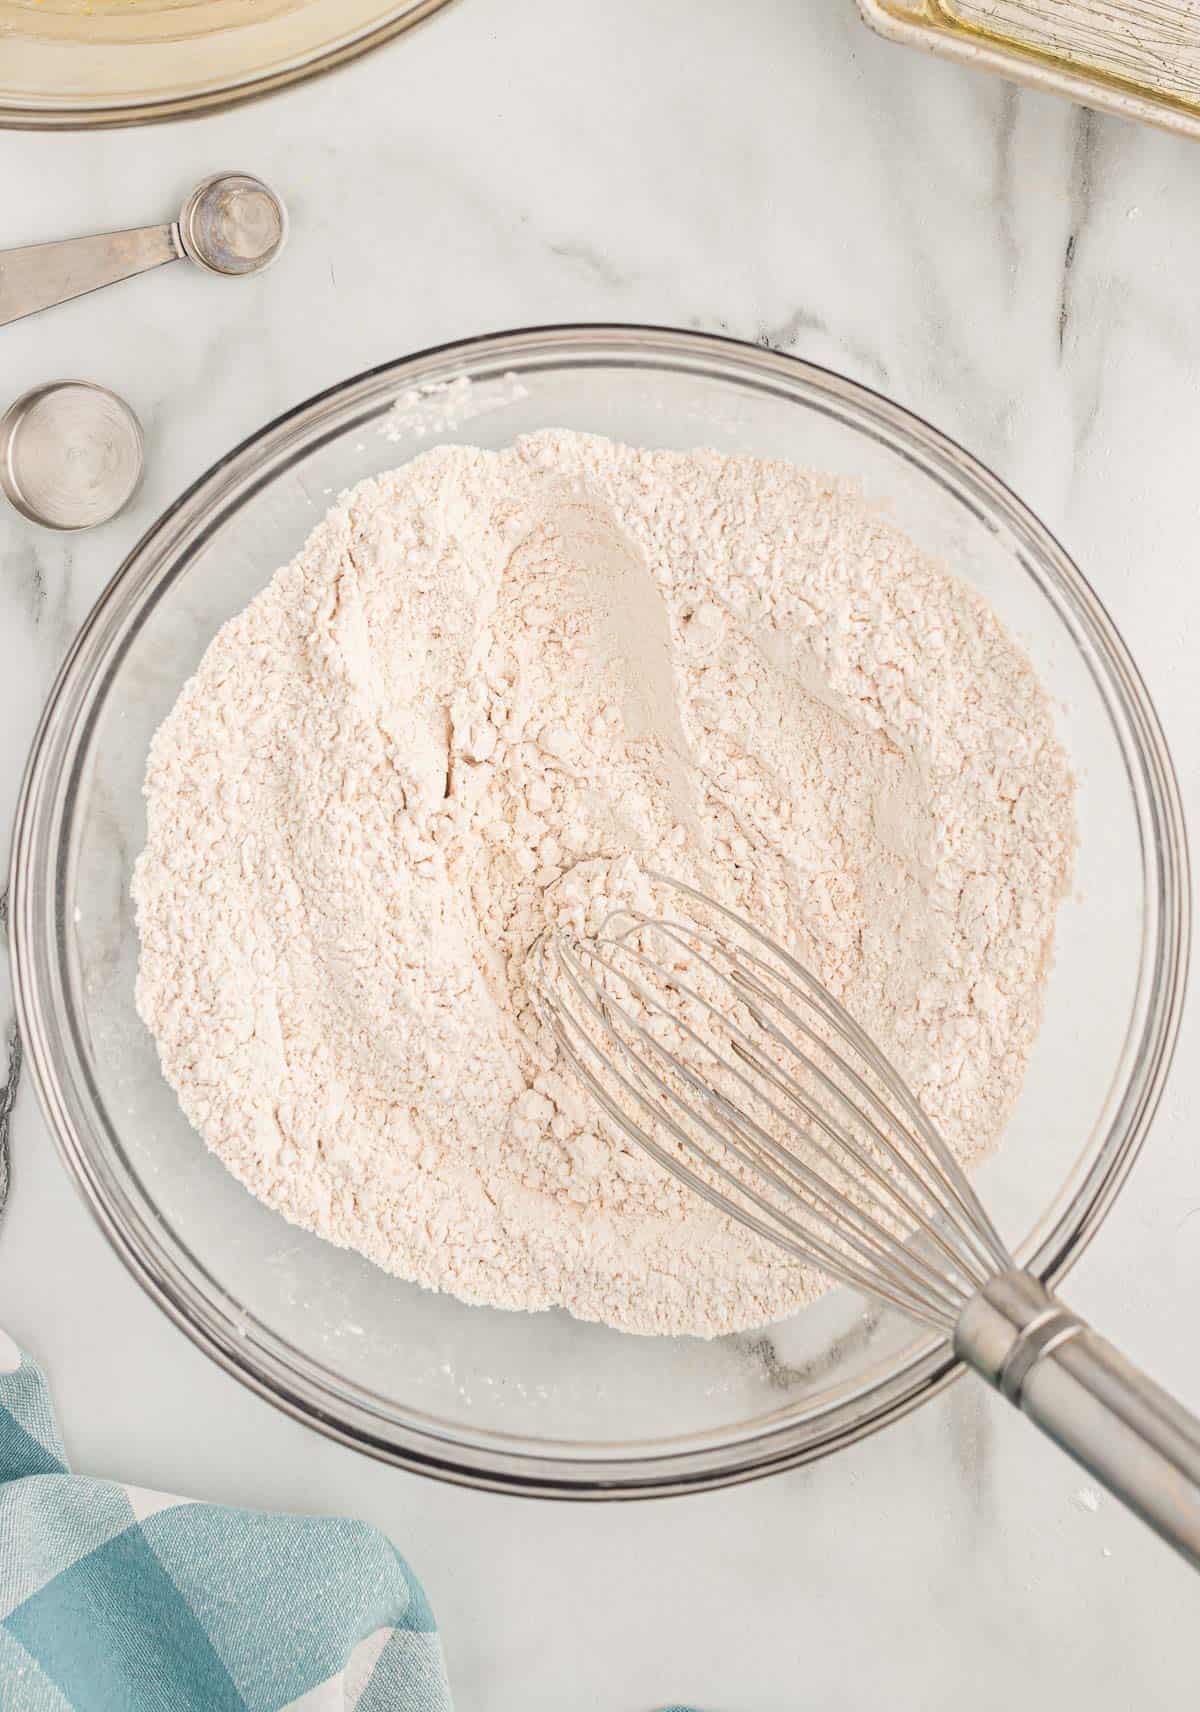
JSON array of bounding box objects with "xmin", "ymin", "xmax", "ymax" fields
[{"xmin": 533, "ymin": 873, "xmax": 1200, "ymax": 1567}]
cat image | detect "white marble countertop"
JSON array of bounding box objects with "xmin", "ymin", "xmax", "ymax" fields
[{"xmin": 2, "ymin": 1, "xmax": 1200, "ymax": 1705}]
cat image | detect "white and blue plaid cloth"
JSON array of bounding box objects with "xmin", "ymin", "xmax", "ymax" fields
[
  {"xmin": 0, "ymin": 1328, "xmax": 451, "ymax": 1710},
  {"xmin": 0, "ymin": 1330, "xmax": 704, "ymax": 1710}
]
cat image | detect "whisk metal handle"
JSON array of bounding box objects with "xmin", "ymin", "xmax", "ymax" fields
[{"xmin": 957, "ymin": 1271, "xmax": 1200, "ymax": 1569}]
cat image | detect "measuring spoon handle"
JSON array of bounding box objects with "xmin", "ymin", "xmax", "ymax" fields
[{"xmin": 0, "ymin": 222, "xmax": 182, "ymax": 329}]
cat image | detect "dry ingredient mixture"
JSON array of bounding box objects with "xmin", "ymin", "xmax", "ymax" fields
[{"xmin": 132, "ymin": 432, "xmax": 1074, "ymax": 1338}]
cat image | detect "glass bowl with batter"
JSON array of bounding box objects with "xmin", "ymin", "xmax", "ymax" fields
[{"xmin": 10, "ymin": 325, "xmax": 1188, "ymax": 1496}]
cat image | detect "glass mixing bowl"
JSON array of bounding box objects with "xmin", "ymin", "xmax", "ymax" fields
[
  {"xmin": 0, "ymin": 0, "xmax": 452, "ymax": 129},
  {"xmin": 11, "ymin": 325, "xmax": 1189, "ymax": 1496}
]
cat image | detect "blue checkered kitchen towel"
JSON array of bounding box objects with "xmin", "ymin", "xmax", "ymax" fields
[
  {"xmin": 0, "ymin": 1330, "xmax": 704, "ymax": 1710},
  {"xmin": 0, "ymin": 1329, "xmax": 449, "ymax": 1710}
]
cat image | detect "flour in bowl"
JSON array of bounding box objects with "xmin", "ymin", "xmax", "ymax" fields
[{"xmin": 132, "ymin": 432, "xmax": 1073, "ymax": 1338}]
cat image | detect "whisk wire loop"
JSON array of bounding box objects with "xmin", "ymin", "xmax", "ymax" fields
[
  {"xmin": 609, "ymin": 918, "xmax": 995, "ymax": 1294},
  {"xmin": 572, "ymin": 941, "xmax": 967, "ymax": 1321},
  {"xmin": 584, "ymin": 932, "xmax": 980, "ymax": 1315},
  {"xmin": 533, "ymin": 872, "xmax": 1017, "ymax": 1333},
  {"xmin": 640, "ymin": 871, "xmax": 1012, "ymax": 1269},
  {"xmin": 543, "ymin": 937, "xmax": 959, "ymax": 1328},
  {"xmin": 544, "ymin": 938, "xmax": 924, "ymax": 1307}
]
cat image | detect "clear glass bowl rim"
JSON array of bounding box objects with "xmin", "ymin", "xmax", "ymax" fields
[{"xmin": 10, "ymin": 323, "xmax": 1191, "ymax": 1498}]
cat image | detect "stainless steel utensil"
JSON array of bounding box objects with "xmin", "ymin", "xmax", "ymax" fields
[
  {"xmin": 534, "ymin": 872, "xmax": 1200, "ymax": 1564},
  {"xmin": 0, "ymin": 382, "xmax": 143, "ymax": 530},
  {"xmin": 0, "ymin": 173, "xmax": 287, "ymax": 329}
]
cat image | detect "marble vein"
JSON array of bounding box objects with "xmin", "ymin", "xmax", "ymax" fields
[
  {"xmin": 991, "ymin": 83, "xmax": 1022, "ymax": 296},
  {"xmin": 732, "ymin": 1307, "xmax": 883, "ymax": 1392},
  {"xmin": 548, "ymin": 238, "xmax": 631, "ymax": 289},
  {"xmin": 1058, "ymin": 107, "xmax": 1097, "ymax": 359},
  {"xmin": 0, "ymin": 1019, "xmax": 19, "ymax": 1225},
  {"xmin": 755, "ymin": 306, "xmax": 892, "ymax": 388}
]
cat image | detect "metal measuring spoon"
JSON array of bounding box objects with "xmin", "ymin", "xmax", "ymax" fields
[{"xmin": 0, "ymin": 173, "xmax": 287, "ymax": 328}]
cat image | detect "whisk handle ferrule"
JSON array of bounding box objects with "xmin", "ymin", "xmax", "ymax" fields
[{"xmin": 957, "ymin": 1270, "xmax": 1200, "ymax": 1571}]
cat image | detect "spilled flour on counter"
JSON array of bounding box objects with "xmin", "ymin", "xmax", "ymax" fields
[{"xmin": 133, "ymin": 433, "xmax": 1074, "ymax": 1338}]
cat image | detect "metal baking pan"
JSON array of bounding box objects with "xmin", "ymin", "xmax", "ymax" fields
[{"xmin": 857, "ymin": 0, "xmax": 1200, "ymax": 139}]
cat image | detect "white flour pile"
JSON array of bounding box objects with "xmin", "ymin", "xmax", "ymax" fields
[{"xmin": 133, "ymin": 432, "xmax": 1074, "ymax": 1338}]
